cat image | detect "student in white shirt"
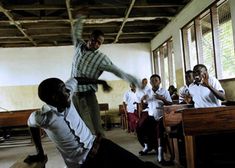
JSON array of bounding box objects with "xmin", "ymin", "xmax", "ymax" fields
[
  {"xmin": 24, "ymin": 77, "xmax": 159, "ymax": 168},
  {"xmin": 123, "ymin": 83, "xmax": 139, "ymax": 133},
  {"xmin": 188, "ymin": 64, "xmax": 225, "ymax": 107},
  {"xmin": 137, "ymin": 74, "xmax": 173, "ymax": 166},
  {"xmin": 178, "ymin": 70, "xmax": 194, "ymax": 104}
]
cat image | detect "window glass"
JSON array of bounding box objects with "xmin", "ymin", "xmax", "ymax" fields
[{"xmin": 218, "ymin": 1, "xmax": 235, "ymax": 79}]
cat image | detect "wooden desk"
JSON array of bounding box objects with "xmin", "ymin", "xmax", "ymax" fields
[
  {"xmin": 163, "ymin": 104, "xmax": 191, "ymax": 164},
  {"xmin": 0, "ymin": 109, "xmax": 38, "ymax": 128},
  {"xmin": 179, "ymin": 106, "xmax": 235, "ymax": 168},
  {"xmin": 163, "ymin": 104, "xmax": 191, "ymax": 127}
]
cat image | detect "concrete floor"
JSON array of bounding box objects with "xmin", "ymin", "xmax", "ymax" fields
[{"xmin": 0, "ymin": 127, "xmax": 180, "ymax": 168}]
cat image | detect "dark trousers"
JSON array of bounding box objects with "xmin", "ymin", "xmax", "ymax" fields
[
  {"xmin": 81, "ymin": 138, "xmax": 159, "ymax": 168},
  {"xmin": 136, "ymin": 115, "xmax": 164, "ymax": 150}
]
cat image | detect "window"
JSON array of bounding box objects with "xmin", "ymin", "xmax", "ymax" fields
[
  {"xmin": 153, "ymin": 38, "xmax": 176, "ymax": 88},
  {"xmin": 182, "ymin": 0, "xmax": 235, "ymax": 79}
]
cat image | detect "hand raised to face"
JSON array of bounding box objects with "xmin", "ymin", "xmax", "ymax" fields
[{"xmin": 201, "ymin": 72, "xmax": 209, "ymax": 87}]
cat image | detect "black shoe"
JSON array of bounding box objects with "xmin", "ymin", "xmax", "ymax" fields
[
  {"xmin": 139, "ymin": 150, "xmax": 148, "ymax": 155},
  {"xmin": 0, "ymin": 137, "xmax": 5, "ymax": 143},
  {"xmin": 139, "ymin": 148, "xmax": 153, "ymax": 155},
  {"xmin": 159, "ymin": 160, "xmax": 174, "ymax": 166}
]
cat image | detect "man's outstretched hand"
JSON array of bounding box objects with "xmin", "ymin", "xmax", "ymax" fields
[
  {"xmin": 101, "ymin": 81, "xmax": 112, "ymax": 92},
  {"xmin": 24, "ymin": 154, "xmax": 48, "ymax": 164}
]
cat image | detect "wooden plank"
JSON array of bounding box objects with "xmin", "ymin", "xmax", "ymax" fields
[
  {"xmin": 185, "ymin": 136, "xmax": 195, "ymax": 168},
  {"xmin": 0, "ymin": 109, "xmax": 38, "ymax": 127},
  {"xmin": 181, "ymin": 106, "xmax": 235, "ymax": 136},
  {"xmin": 163, "ymin": 104, "xmax": 190, "ymax": 127}
]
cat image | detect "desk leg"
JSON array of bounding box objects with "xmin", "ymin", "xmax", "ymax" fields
[{"xmin": 185, "ymin": 136, "xmax": 195, "ymax": 168}]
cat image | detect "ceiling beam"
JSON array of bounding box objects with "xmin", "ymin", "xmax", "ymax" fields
[
  {"xmin": 114, "ymin": 0, "xmax": 135, "ymax": 43},
  {"xmin": 0, "ymin": 4, "xmax": 37, "ymax": 46},
  {"xmin": 0, "ymin": 16, "xmax": 172, "ymax": 24},
  {"xmin": 65, "ymin": 0, "xmax": 74, "ymax": 33},
  {"xmin": 5, "ymin": 3, "xmax": 184, "ymax": 11}
]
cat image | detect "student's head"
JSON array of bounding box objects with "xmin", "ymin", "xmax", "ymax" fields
[
  {"xmin": 150, "ymin": 74, "xmax": 161, "ymax": 89},
  {"xmin": 141, "ymin": 78, "xmax": 148, "ymax": 88},
  {"xmin": 38, "ymin": 78, "xmax": 71, "ymax": 110},
  {"xmin": 193, "ymin": 64, "xmax": 208, "ymax": 83},
  {"xmin": 185, "ymin": 70, "xmax": 194, "ymax": 86},
  {"xmin": 87, "ymin": 29, "xmax": 104, "ymax": 51},
  {"xmin": 130, "ymin": 83, "xmax": 136, "ymax": 91},
  {"xmin": 168, "ymin": 85, "xmax": 177, "ymax": 95}
]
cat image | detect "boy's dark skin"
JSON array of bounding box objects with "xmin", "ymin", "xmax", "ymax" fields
[
  {"xmin": 24, "ymin": 77, "xmax": 112, "ymax": 163},
  {"xmin": 193, "ymin": 64, "xmax": 225, "ymax": 101}
]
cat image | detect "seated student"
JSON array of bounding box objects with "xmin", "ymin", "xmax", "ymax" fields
[
  {"xmin": 178, "ymin": 70, "xmax": 194, "ymax": 104},
  {"xmin": 188, "ymin": 64, "xmax": 226, "ymax": 107},
  {"xmin": 24, "ymin": 77, "xmax": 159, "ymax": 168},
  {"xmin": 168, "ymin": 85, "xmax": 179, "ymax": 102},
  {"xmin": 136, "ymin": 74, "xmax": 173, "ymax": 165}
]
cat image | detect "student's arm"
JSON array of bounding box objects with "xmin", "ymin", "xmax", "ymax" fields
[
  {"xmin": 155, "ymin": 94, "xmax": 173, "ymax": 105},
  {"xmin": 24, "ymin": 127, "xmax": 46, "ymax": 163},
  {"xmin": 202, "ymin": 73, "xmax": 226, "ymax": 101},
  {"xmin": 154, "ymin": 90, "xmax": 173, "ymax": 105}
]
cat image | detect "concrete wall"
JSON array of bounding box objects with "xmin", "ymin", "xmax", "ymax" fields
[{"xmin": 0, "ymin": 43, "xmax": 152, "ymax": 112}]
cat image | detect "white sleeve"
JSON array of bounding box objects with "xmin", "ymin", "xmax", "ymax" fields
[
  {"xmin": 65, "ymin": 78, "xmax": 78, "ymax": 94},
  {"xmin": 164, "ymin": 89, "xmax": 173, "ymax": 102},
  {"xmin": 123, "ymin": 91, "xmax": 128, "ymax": 103},
  {"xmin": 210, "ymin": 77, "xmax": 224, "ymax": 92},
  {"xmin": 27, "ymin": 111, "xmax": 42, "ymax": 127}
]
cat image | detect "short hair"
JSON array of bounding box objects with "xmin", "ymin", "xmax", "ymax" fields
[
  {"xmin": 150, "ymin": 74, "xmax": 161, "ymax": 81},
  {"xmin": 193, "ymin": 64, "xmax": 207, "ymax": 71},
  {"xmin": 38, "ymin": 78, "xmax": 63, "ymax": 103},
  {"xmin": 185, "ymin": 70, "xmax": 193, "ymax": 75},
  {"xmin": 91, "ymin": 29, "xmax": 104, "ymax": 38}
]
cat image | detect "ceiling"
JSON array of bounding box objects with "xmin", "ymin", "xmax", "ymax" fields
[{"xmin": 0, "ymin": 0, "xmax": 192, "ymax": 48}]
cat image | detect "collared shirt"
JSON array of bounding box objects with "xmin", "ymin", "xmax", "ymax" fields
[
  {"xmin": 28, "ymin": 78, "xmax": 95, "ymax": 167},
  {"xmin": 188, "ymin": 76, "xmax": 225, "ymax": 108},
  {"xmin": 145, "ymin": 87, "xmax": 172, "ymax": 120},
  {"xmin": 178, "ymin": 85, "xmax": 190, "ymax": 103},
  {"xmin": 136, "ymin": 85, "xmax": 151, "ymax": 103},
  {"xmin": 71, "ymin": 16, "xmax": 140, "ymax": 92},
  {"xmin": 123, "ymin": 90, "xmax": 139, "ymax": 113}
]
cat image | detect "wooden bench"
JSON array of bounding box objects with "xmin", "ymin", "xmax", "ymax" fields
[{"xmin": 10, "ymin": 155, "xmax": 47, "ymax": 168}]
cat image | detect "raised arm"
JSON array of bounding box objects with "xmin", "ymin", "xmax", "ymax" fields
[
  {"xmin": 201, "ymin": 73, "xmax": 226, "ymax": 101},
  {"xmin": 72, "ymin": 15, "xmax": 85, "ymax": 46}
]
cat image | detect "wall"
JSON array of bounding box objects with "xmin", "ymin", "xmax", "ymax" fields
[
  {"xmin": 150, "ymin": 0, "xmax": 235, "ymax": 100},
  {"xmin": 0, "ymin": 43, "xmax": 152, "ymax": 112}
]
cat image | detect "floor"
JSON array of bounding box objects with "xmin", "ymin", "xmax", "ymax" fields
[{"xmin": 0, "ymin": 127, "xmax": 181, "ymax": 168}]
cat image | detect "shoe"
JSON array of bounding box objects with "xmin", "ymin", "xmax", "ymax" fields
[
  {"xmin": 158, "ymin": 159, "xmax": 175, "ymax": 166},
  {"xmin": 139, "ymin": 150, "xmax": 148, "ymax": 155},
  {"xmin": 139, "ymin": 148, "xmax": 153, "ymax": 155},
  {"xmin": 0, "ymin": 137, "xmax": 5, "ymax": 143}
]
